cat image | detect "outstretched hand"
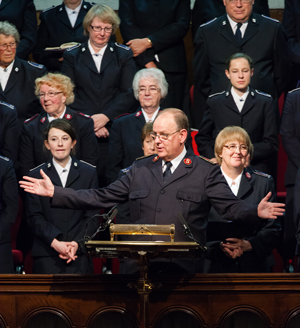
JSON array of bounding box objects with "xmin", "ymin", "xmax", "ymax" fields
[
  {"xmin": 19, "ymin": 169, "xmax": 54, "ymax": 197},
  {"xmin": 257, "ymin": 192, "xmax": 285, "ymax": 219}
]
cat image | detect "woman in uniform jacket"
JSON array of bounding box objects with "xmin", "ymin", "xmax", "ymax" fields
[
  {"xmin": 26, "ymin": 119, "xmax": 99, "ymax": 274},
  {"xmin": 205, "ymin": 126, "xmax": 281, "ymax": 273},
  {"xmin": 107, "ymin": 68, "xmax": 167, "ymax": 183},
  {"xmin": 195, "ymin": 53, "xmax": 279, "ymax": 175},
  {"xmin": 61, "ymin": 4, "xmax": 137, "ymax": 186},
  {"xmin": 19, "ymin": 72, "xmax": 99, "ymax": 177}
]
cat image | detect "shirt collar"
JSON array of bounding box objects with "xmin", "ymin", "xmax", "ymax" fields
[
  {"xmin": 141, "ymin": 107, "xmax": 160, "ymax": 122},
  {"xmin": 231, "ymin": 86, "xmax": 249, "ymax": 102},
  {"xmin": 65, "ymin": 1, "xmax": 82, "ymax": 15},
  {"xmin": 47, "ymin": 107, "xmax": 66, "ymax": 122},
  {"xmin": 52, "ymin": 156, "xmax": 72, "ymax": 175},
  {"xmin": 227, "ymin": 14, "xmax": 249, "ymax": 34},
  {"xmin": 220, "ymin": 167, "xmax": 243, "ymax": 194},
  {"xmin": 0, "ymin": 59, "xmax": 15, "ymax": 74},
  {"xmin": 162, "ymin": 147, "xmax": 187, "ymax": 173},
  {"xmin": 88, "ymin": 39, "xmax": 107, "ymax": 56}
]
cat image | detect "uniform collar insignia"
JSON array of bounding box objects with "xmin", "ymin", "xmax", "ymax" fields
[
  {"xmin": 135, "ymin": 111, "xmax": 142, "ymax": 117},
  {"xmin": 15, "ymin": 67, "xmax": 19, "ymax": 72},
  {"xmin": 184, "ymin": 158, "xmax": 192, "ymax": 165},
  {"xmin": 245, "ymin": 171, "xmax": 251, "ymax": 179},
  {"xmin": 74, "ymin": 162, "xmax": 77, "ymax": 167},
  {"xmin": 153, "ymin": 155, "xmax": 159, "ymax": 162},
  {"xmin": 47, "ymin": 162, "xmax": 51, "ymax": 168},
  {"xmin": 40, "ymin": 117, "xmax": 46, "ymax": 123},
  {"xmin": 64, "ymin": 113, "xmax": 72, "ymax": 120}
]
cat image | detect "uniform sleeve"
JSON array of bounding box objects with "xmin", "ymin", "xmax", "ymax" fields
[
  {"xmin": 282, "ymin": 0, "xmax": 300, "ymax": 65},
  {"xmin": 2, "ymin": 107, "xmax": 18, "ymax": 164},
  {"xmin": 0, "ymin": 160, "xmax": 18, "ymax": 243},
  {"xmin": 280, "ymin": 92, "xmax": 300, "ymax": 169},
  {"xmin": 106, "ymin": 119, "xmax": 125, "ymax": 184},
  {"xmin": 19, "ymin": 123, "xmax": 37, "ymax": 177},
  {"xmin": 16, "ymin": 0, "xmax": 37, "ymax": 59},
  {"xmin": 251, "ymin": 96, "xmax": 279, "ymax": 161}
]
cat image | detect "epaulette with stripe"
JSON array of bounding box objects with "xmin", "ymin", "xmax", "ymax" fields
[
  {"xmin": 115, "ymin": 43, "xmax": 130, "ymax": 50},
  {"xmin": 136, "ymin": 154, "xmax": 154, "ymax": 161},
  {"xmin": 288, "ymin": 87, "xmax": 300, "ymax": 94},
  {"xmin": 0, "ymin": 101, "xmax": 15, "ymax": 109},
  {"xmin": 115, "ymin": 113, "xmax": 130, "ymax": 120},
  {"xmin": 209, "ymin": 91, "xmax": 225, "ymax": 98},
  {"xmin": 80, "ymin": 160, "xmax": 96, "ymax": 168},
  {"xmin": 30, "ymin": 163, "xmax": 45, "ymax": 172},
  {"xmin": 24, "ymin": 114, "xmax": 39, "ymax": 124},
  {"xmin": 28, "ymin": 61, "xmax": 44, "ymax": 69},
  {"xmin": 261, "ymin": 15, "xmax": 279, "ymax": 23},
  {"xmin": 255, "ymin": 90, "xmax": 271, "ymax": 97},
  {"xmin": 198, "ymin": 155, "xmax": 217, "ymax": 165},
  {"xmin": 121, "ymin": 166, "xmax": 131, "ymax": 174},
  {"xmin": 200, "ymin": 17, "xmax": 217, "ymax": 28},
  {"xmin": 76, "ymin": 112, "xmax": 91, "ymax": 119},
  {"xmin": 42, "ymin": 5, "xmax": 57, "ymax": 13},
  {"xmin": 66, "ymin": 44, "xmax": 81, "ymax": 52},
  {"xmin": 0, "ymin": 155, "xmax": 9, "ymax": 162},
  {"xmin": 253, "ymin": 170, "xmax": 271, "ymax": 178}
]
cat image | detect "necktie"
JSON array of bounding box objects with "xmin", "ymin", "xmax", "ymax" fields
[
  {"xmin": 236, "ymin": 22, "xmax": 242, "ymax": 45},
  {"xmin": 163, "ymin": 161, "xmax": 172, "ymax": 183}
]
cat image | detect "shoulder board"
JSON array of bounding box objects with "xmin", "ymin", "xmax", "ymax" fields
[
  {"xmin": 288, "ymin": 87, "xmax": 300, "ymax": 94},
  {"xmin": 115, "ymin": 43, "xmax": 130, "ymax": 50},
  {"xmin": 24, "ymin": 113, "xmax": 39, "ymax": 124},
  {"xmin": 79, "ymin": 160, "xmax": 96, "ymax": 168},
  {"xmin": 253, "ymin": 170, "xmax": 271, "ymax": 178},
  {"xmin": 208, "ymin": 91, "xmax": 225, "ymax": 98},
  {"xmin": 0, "ymin": 155, "xmax": 9, "ymax": 162},
  {"xmin": 198, "ymin": 155, "xmax": 217, "ymax": 165},
  {"xmin": 29, "ymin": 163, "xmax": 45, "ymax": 172},
  {"xmin": 76, "ymin": 112, "xmax": 91, "ymax": 119},
  {"xmin": 27, "ymin": 61, "xmax": 44, "ymax": 69},
  {"xmin": 255, "ymin": 90, "xmax": 271, "ymax": 97},
  {"xmin": 261, "ymin": 15, "xmax": 279, "ymax": 23},
  {"xmin": 115, "ymin": 113, "xmax": 130, "ymax": 120},
  {"xmin": 0, "ymin": 101, "xmax": 15, "ymax": 109},
  {"xmin": 67, "ymin": 44, "xmax": 81, "ymax": 52},
  {"xmin": 136, "ymin": 154, "xmax": 153, "ymax": 161},
  {"xmin": 200, "ymin": 17, "xmax": 217, "ymax": 28},
  {"xmin": 121, "ymin": 166, "xmax": 131, "ymax": 174},
  {"xmin": 42, "ymin": 5, "xmax": 57, "ymax": 13}
]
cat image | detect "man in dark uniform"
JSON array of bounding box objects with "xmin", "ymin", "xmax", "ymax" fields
[
  {"xmin": 0, "ymin": 155, "xmax": 18, "ymax": 273},
  {"xmin": 33, "ymin": 0, "xmax": 94, "ymax": 72},
  {"xmin": 0, "ymin": 0, "xmax": 37, "ymax": 59},
  {"xmin": 192, "ymin": 0, "xmax": 269, "ymax": 40},
  {"xmin": 192, "ymin": 0, "xmax": 290, "ymax": 128},
  {"xmin": 21, "ymin": 108, "xmax": 285, "ymax": 274},
  {"xmin": 0, "ymin": 100, "xmax": 18, "ymax": 164},
  {"xmin": 0, "ymin": 21, "xmax": 47, "ymax": 135}
]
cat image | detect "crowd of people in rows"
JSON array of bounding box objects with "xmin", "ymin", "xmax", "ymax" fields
[{"xmin": 1, "ymin": 0, "xmax": 300, "ymax": 275}]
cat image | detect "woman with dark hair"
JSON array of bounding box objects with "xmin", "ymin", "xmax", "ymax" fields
[
  {"xmin": 195, "ymin": 52, "xmax": 278, "ymax": 175},
  {"xmin": 19, "ymin": 72, "xmax": 98, "ymax": 177},
  {"xmin": 26, "ymin": 119, "xmax": 99, "ymax": 274}
]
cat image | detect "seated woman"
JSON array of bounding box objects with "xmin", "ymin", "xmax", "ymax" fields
[
  {"xmin": 195, "ymin": 53, "xmax": 278, "ymax": 175},
  {"xmin": 206, "ymin": 126, "xmax": 281, "ymax": 273},
  {"xmin": 61, "ymin": 4, "xmax": 137, "ymax": 186},
  {"xmin": 107, "ymin": 68, "xmax": 167, "ymax": 183},
  {"xmin": 0, "ymin": 156, "xmax": 18, "ymax": 273},
  {"xmin": 26, "ymin": 119, "xmax": 99, "ymax": 274},
  {"xmin": 19, "ymin": 72, "xmax": 99, "ymax": 177}
]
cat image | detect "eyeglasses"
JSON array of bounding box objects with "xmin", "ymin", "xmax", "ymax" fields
[
  {"xmin": 0, "ymin": 42, "xmax": 17, "ymax": 51},
  {"xmin": 38, "ymin": 91, "xmax": 63, "ymax": 99},
  {"xmin": 150, "ymin": 130, "xmax": 180, "ymax": 141},
  {"xmin": 90, "ymin": 25, "xmax": 113, "ymax": 33},
  {"xmin": 227, "ymin": 0, "xmax": 252, "ymax": 4},
  {"xmin": 138, "ymin": 86, "xmax": 160, "ymax": 94},
  {"xmin": 224, "ymin": 144, "xmax": 248, "ymax": 152}
]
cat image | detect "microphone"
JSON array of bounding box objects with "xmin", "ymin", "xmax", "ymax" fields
[
  {"xmin": 103, "ymin": 207, "xmax": 118, "ymax": 229},
  {"xmin": 176, "ymin": 212, "xmax": 207, "ymax": 252}
]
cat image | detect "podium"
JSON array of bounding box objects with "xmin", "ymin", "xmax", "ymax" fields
[{"xmin": 85, "ymin": 224, "xmax": 201, "ymax": 328}]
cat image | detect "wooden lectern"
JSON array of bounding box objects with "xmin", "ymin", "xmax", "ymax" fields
[{"xmin": 85, "ymin": 224, "xmax": 201, "ymax": 328}]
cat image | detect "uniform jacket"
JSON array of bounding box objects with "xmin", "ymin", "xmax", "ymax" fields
[
  {"xmin": 0, "ymin": 57, "xmax": 47, "ymax": 134},
  {"xmin": 52, "ymin": 149, "xmax": 261, "ymax": 273},
  {"xmin": 280, "ymin": 88, "xmax": 300, "ymax": 186},
  {"xmin": 193, "ymin": 13, "xmax": 290, "ymax": 127},
  {"xmin": 27, "ymin": 158, "xmax": 99, "ymax": 258},
  {"xmin": 33, "ymin": 1, "xmax": 94, "ymax": 71},
  {"xmin": 0, "ymin": 101, "xmax": 18, "ymax": 164},
  {"xmin": 195, "ymin": 88, "xmax": 279, "ymax": 172},
  {"xmin": 107, "ymin": 108, "xmax": 157, "ymax": 184},
  {"xmin": 0, "ymin": 0, "xmax": 37, "ymax": 59},
  {"xmin": 206, "ymin": 168, "xmax": 281, "ymax": 273},
  {"xmin": 0, "ymin": 156, "xmax": 18, "ymax": 244},
  {"xmin": 19, "ymin": 107, "xmax": 99, "ymax": 177},
  {"xmin": 192, "ymin": 0, "xmax": 270, "ymax": 39},
  {"xmin": 119, "ymin": 0, "xmax": 190, "ymax": 72},
  {"xmin": 61, "ymin": 41, "xmax": 137, "ymax": 120}
]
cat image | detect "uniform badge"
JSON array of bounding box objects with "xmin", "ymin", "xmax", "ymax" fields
[
  {"xmin": 153, "ymin": 155, "xmax": 159, "ymax": 162},
  {"xmin": 184, "ymin": 158, "xmax": 192, "ymax": 165},
  {"xmin": 83, "ymin": 4, "xmax": 87, "ymax": 9},
  {"xmin": 82, "ymin": 47, "xmax": 86, "ymax": 52},
  {"xmin": 245, "ymin": 172, "xmax": 251, "ymax": 179},
  {"xmin": 251, "ymin": 91, "xmax": 254, "ymax": 96},
  {"xmin": 222, "ymin": 21, "xmax": 226, "ymax": 25},
  {"xmin": 110, "ymin": 47, "xmax": 114, "ymax": 52},
  {"xmin": 64, "ymin": 113, "xmax": 72, "ymax": 120},
  {"xmin": 40, "ymin": 117, "xmax": 46, "ymax": 123},
  {"xmin": 74, "ymin": 162, "xmax": 78, "ymax": 167},
  {"xmin": 59, "ymin": 7, "xmax": 63, "ymax": 11},
  {"xmin": 252, "ymin": 18, "xmax": 256, "ymax": 23},
  {"xmin": 15, "ymin": 67, "xmax": 19, "ymax": 72},
  {"xmin": 47, "ymin": 162, "xmax": 51, "ymax": 168},
  {"xmin": 135, "ymin": 111, "xmax": 142, "ymax": 117}
]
